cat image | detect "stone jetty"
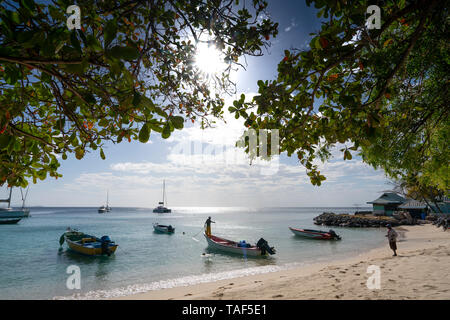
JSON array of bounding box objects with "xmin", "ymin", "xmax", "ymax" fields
[{"xmin": 313, "ymin": 212, "xmax": 425, "ymax": 228}]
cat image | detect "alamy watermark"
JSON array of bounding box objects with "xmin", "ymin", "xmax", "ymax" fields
[
  {"xmin": 170, "ymin": 129, "xmax": 280, "ymax": 175},
  {"xmin": 366, "ymin": 5, "xmax": 381, "ymax": 30},
  {"xmin": 366, "ymin": 265, "xmax": 381, "ymax": 290},
  {"xmin": 66, "ymin": 5, "xmax": 81, "ymax": 30},
  {"xmin": 66, "ymin": 265, "xmax": 81, "ymax": 290}
]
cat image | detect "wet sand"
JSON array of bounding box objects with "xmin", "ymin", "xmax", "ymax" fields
[{"xmin": 116, "ymin": 224, "xmax": 450, "ymax": 300}]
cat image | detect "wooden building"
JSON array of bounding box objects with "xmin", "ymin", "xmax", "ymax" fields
[{"xmin": 367, "ymin": 192, "xmax": 405, "ymax": 216}]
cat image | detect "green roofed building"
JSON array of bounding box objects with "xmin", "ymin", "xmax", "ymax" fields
[
  {"xmin": 367, "ymin": 192, "xmax": 406, "ymax": 216},
  {"xmin": 398, "ymin": 199, "xmax": 428, "ymax": 219}
]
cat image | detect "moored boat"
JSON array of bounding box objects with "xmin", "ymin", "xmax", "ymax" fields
[
  {"xmin": 98, "ymin": 190, "xmax": 111, "ymax": 213},
  {"xmin": 59, "ymin": 228, "xmax": 118, "ymax": 256},
  {"xmin": 153, "ymin": 180, "xmax": 171, "ymax": 213},
  {"xmin": 153, "ymin": 223, "xmax": 175, "ymax": 234},
  {"xmin": 289, "ymin": 227, "xmax": 341, "ymax": 240},
  {"xmin": 204, "ymin": 233, "xmax": 276, "ymax": 257},
  {"xmin": 0, "ymin": 187, "xmax": 30, "ymax": 218},
  {"xmin": 0, "ymin": 218, "xmax": 21, "ymax": 224}
]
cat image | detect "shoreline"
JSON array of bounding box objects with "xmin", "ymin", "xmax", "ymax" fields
[{"xmin": 115, "ymin": 224, "xmax": 450, "ymax": 300}]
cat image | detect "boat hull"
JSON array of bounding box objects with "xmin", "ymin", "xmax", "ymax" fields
[
  {"xmin": 64, "ymin": 234, "xmax": 118, "ymax": 256},
  {"xmin": 153, "ymin": 208, "xmax": 171, "ymax": 213},
  {"xmin": 0, "ymin": 208, "xmax": 30, "ymax": 219},
  {"xmin": 0, "ymin": 218, "xmax": 21, "ymax": 224},
  {"xmin": 66, "ymin": 239, "xmax": 118, "ymax": 256},
  {"xmin": 153, "ymin": 224, "xmax": 175, "ymax": 233},
  {"xmin": 204, "ymin": 233, "xmax": 266, "ymax": 257},
  {"xmin": 289, "ymin": 227, "xmax": 339, "ymax": 240}
]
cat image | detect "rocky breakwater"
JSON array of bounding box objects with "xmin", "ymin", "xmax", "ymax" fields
[{"xmin": 314, "ymin": 212, "xmax": 402, "ymax": 228}]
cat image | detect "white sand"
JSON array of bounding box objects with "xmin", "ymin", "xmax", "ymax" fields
[{"xmin": 116, "ymin": 224, "xmax": 450, "ymax": 300}]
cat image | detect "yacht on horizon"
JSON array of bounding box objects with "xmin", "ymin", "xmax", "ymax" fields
[
  {"xmin": 153, "ymin": 180, "xmax": 171, "ymax": 213},
  {"xmin": 98, "ymin": 190, "xmax": 111, "ymax": 214}
]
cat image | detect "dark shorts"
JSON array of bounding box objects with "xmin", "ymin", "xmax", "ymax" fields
[{"xmin": 389, "ymin": 241, "xmax": 397, "ymax": 250}]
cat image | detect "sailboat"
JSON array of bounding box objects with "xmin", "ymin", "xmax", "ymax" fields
[
  {"xmin": 153, "ymin": 180, "xmax": 171, "ymax": 213},
  {"xmin": 98, "ymin": 190, "xmax": 111, "ymax": 214},
  {"xmin": 0, "ymin": 187, "xmax": 30, "ymax": 219}
]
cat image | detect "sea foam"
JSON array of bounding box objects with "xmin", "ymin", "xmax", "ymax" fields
[{"xmin": 53, "ymin": 262, "xmax": 304, "ymax": 300}]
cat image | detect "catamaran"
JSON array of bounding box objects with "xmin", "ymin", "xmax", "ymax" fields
[
  {"xmin": 98, "ymin": 190, "xmax": 111, "ymax": 214},
  {"xmin": 153, "ymin": 180, "xmax": 171, "ymax": 213},
  {"xmin": 0, "ymin": 187, "xmax": 30, "ymax": 219}
]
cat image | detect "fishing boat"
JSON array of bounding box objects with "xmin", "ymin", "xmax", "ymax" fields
[
  {"xmin": 59, "ymin": 228, "xmax": 118, "ymax": 256},
  {"xmin": 289, "ymin": 227, "xmax": 341, "ymax": 240},
  {"xmin": 0, "ymin": 187, "xmax": 30, "ymax": 219},
  {"xmin": 98, "ymin": 190, "xmax": 111, "ymax": 213},
  {"xmin": 153, "ymin": 223, "xmax": 175, "ymax": 234},
  {"xmin": 204, "ymin": 233, "xmax": 276, "ymax": 257},
  {"xmin": 153, "ymin": 180, "xmax": 171, "ymax": 213},
  {"xmin": 0, "ymin": 218, "xmax": 21, "ymax": 224}
]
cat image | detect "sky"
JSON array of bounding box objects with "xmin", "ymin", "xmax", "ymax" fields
[{"xmin": 5, "ymin": 0, "xmax": 390, "ymax": 208}]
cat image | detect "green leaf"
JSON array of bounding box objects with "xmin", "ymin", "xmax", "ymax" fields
[
  {"xmin": 86, "ymin": 35, "xmax": 102, "ymax": 52},
  {"xmin": 170, "ymin": 116, "xmax": 184, "ymax": 129},
  {"xmin": 22, "ymin": 0, "xmax": 35, "ymax": 11},
  {"xmin": 100, "ymin": 148, "xmax": 106, "ymax": 160},
  {"xmin": 132, "ymin": 91, "xmax": 141, "ymax": 107},
  {"xmin": 0, "ymin": 135, "xmax": 11, "ymax": 149},
  {"xmin": 104, "ymin": 19, "xmax": 117, "ymax": 48},
  {"xmin": 108, "ymin": 46, "xmax": 140, "ymax": 61},
  {"xmin": 138, "ymin": 123, "xmax": 151, "ymax": 143},
  {"xmin": 70, "ymin": 32, "xmax": 82, "ymax": 54},
  {"xmin": 75, "ymin": 147, "xmax": 85, "ymax": 160},
  {"xmin": 343, "ymin": 150, "xmax": 352, "ymax": 160},
  {"xmin": 161, "ymin": 123, "xmax": 171, "ymax": 139}
]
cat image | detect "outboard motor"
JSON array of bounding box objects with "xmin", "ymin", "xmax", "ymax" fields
[
  {"xmin": 328, "ymin": 229, "xmax": 341, "ymax": 240},
  {"xmin": 256, "ymin": 238, "xmax": 276, "ymax": 255},
  {"xmin": 100, "ymin": 236, "xmax": 112, "ymax": 256}
]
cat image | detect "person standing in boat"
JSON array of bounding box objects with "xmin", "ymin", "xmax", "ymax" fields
[
  {"xmin": 205, "ymin": 216, "xmax": 215, "ymax": 237},
  {"xmin": 386, "ymin": 224, "xmax": 398, "ymax": 256}
]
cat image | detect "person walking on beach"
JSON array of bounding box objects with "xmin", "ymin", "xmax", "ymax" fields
[
  {"xmin": 205, "ymin": 216, "xmax": 215, "ymax": 237},
  {"xmin": 386, "ymin": 224, "xmax": 398, "ymax": 256}
]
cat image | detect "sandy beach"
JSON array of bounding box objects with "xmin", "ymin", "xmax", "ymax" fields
[{"xmin": 116, "ymin": 224, "xmax": 450, "ymax": 300}]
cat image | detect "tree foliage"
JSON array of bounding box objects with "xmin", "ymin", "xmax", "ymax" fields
[
  {"xmin": 231, "ymin": 0, "xmax": 449, "ymax": 191},
  {"xmin": 0, "ymin": 0, "xmax": 278, "ymax": 187}
]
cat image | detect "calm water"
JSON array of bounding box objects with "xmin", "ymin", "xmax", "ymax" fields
[{"xmin": 0, "ymin": 207, "xmax": 386, "ymax": 299}]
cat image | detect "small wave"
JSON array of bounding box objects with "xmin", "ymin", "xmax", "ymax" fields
[{"xmin": 53, "ymin": 262, "xmax": 304, "ymax": 300}]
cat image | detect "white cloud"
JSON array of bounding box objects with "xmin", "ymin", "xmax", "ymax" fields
[
  {"xmin": 284, "ymin": 19, "xmax": 298, "ymax": 32},
  {"xmin": 52, "ymin": 94, "xmax": 387, "ymax": 207}
]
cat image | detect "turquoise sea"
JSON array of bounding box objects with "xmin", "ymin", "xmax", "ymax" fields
[{"xmin": 0, "ymin": 207, "xmax": 386, "ymax": 299}]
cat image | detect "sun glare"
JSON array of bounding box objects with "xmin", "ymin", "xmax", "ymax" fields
[{"xmin": 194, "ymin": 42, "xmax": 227, "ymax": 75}]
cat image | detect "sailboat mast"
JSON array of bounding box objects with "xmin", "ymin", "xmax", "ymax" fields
[
  {"xmin": 8, "ymin": 187, "xmax": 12, "ymax": 208},
  {"xmin": 162, "ymin": 180, "xmax": 165, "ymax": 205}
]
